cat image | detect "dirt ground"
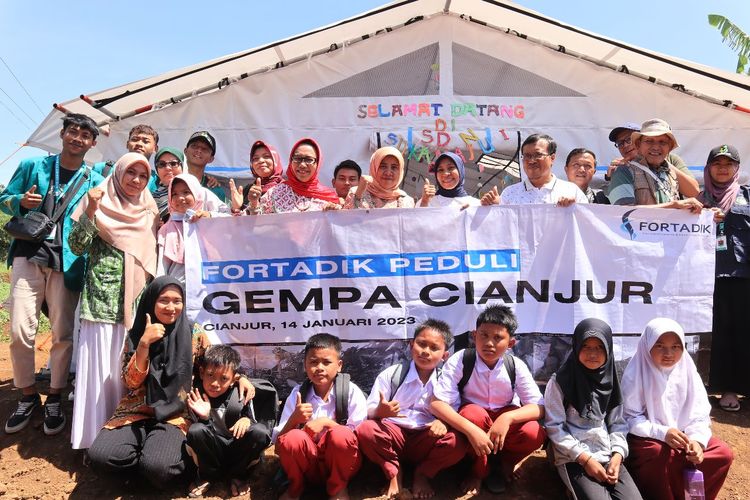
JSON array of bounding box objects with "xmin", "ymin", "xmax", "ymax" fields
[{"xmin": 0, "ymin": 334, "xmax": 747, "ymax": 500}]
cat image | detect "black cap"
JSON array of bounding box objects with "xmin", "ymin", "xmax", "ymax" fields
[
  {"xmin": 608, "ymin": 122, "xmax": 640, "ymax": 142},
  {"xmin": 186, "ymin": 131, "xmax": 216, "ymax": 155},
  {"xmin": 706, "ymin": 144, "xmax": 740, "ymax": 165}
]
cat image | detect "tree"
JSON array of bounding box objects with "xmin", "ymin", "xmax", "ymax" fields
[{"xmin": 708, "ymin": 14, "xmax": 750, "ymax": 75}]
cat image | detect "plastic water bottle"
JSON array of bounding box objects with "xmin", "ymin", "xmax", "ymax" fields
[{"xmin": 683, "ymin": 467, "xmax": 705, "ymax": 500}]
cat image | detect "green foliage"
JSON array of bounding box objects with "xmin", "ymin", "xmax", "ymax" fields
[
  {"xmin": 0, "ymin": 212, "xmax": 11, "ymax": 263},
  {"xmin": 708, "ymin": 14, "xmax": 750, "ymax": 75}
]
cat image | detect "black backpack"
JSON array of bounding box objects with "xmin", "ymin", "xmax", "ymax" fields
[
  {"xmin": 298, "ymin": 372, "xmax": 351, "ymax": 425},
  {"xmin": 456, "ymin": 348, "xmax": 516, "ymax": 394}
]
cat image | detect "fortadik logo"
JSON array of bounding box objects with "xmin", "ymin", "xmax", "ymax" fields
[{"xmin": 620, "ymin": 209, "xmax": 711, "ymax": 239}]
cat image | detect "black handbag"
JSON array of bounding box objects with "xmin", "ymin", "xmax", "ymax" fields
[{"xmin": 3, "ymin": 167, "xmax": 91, "ymax": 243}]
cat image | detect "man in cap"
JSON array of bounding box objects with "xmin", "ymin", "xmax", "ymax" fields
[
  {"xmin": 184, "ymin": 131, "xmax": 226, "ymax": 201},
  {"xmin": 608, "ymin": 118, "xmax": 700, "ymax": 208}
]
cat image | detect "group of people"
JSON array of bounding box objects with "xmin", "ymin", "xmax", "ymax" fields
[{"xmin": 0, "ymin": 110, "xmax": 745, "ymax": 499}]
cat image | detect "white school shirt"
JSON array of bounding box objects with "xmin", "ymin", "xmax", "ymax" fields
[
  {"xmin": 432, "ymin": 349, "xmax": 543, "ymax": 411},
  {"xmin": 272, "ymin": 380, "xmax": 368, "ymax": 443},
  {"xmin": 418, "ymin": 194, "xmax": 481, "ymax": 208},
  {"xmin": 500, "ymin": 175, "xmax": 588, "ymax": 205},
  {"xmin": 366, "ymin": 361, "xmax": 440, "ymax": 430}
]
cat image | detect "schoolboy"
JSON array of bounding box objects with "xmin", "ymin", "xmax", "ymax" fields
[
  {"xmin": 184, "ymin": 131, "xmax": 226, "ymax": 201},
  {"xmin": 430, "ymin": 305, "xmax": 546, "ymax": 495},
  {"xmin": 273, "ymin": 333, "xmax": 367, "ymax": 500},
  {"xmin": 357, "ymin": 319, "xmax": 467, "ymax": 498},
  {"xmin": 93, "ymin": 124, "xmax": 159, "ymax": 177},
  {"xmin": 186, "ymin": 345, "xmax": 272, "ymax": 497},
  {"xmin": 331, "ymin": 160, "xmax": 362, "ymax": 199},
  {"xmin": 2, "ymin": 113, "xmax": 104, "ymax": 436}
]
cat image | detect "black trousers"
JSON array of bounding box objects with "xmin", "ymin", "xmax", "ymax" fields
[
  {"xmin": 88, "ymin": 419, "xmax": 190, "ymax": 489},
  {"xmin": 710, "ymin": 277, "xmax": 750, "ymax": 395},
  {"xmin": 186, "ymin": 422, "xmax": 271, "ymax": 481}
]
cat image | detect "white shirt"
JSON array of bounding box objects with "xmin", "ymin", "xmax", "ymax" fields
[
  {"xmin": 432, "ymin": 349, "xmax": 543, "ymax": 411},
  {"xmin": 272, "ymin": 380, "xmax": 368, "ymax": 442},
  {"xmin": 366, "ymin": 361, "xmax": 440, "ymax": 430},
  {"xmin": 500, "ymin": 175, "xmax": 588, "ymax": 205},
  {"xmin": 418, "ymin": 194, "xmax": 481, "ymax": 208}
]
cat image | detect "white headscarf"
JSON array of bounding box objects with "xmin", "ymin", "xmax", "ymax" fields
[{"xmin": 621, "ymin": 318, "xmax": 712, "ymax": 446}]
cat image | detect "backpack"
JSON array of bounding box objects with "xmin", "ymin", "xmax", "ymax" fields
[
  {"xmin": 456, "ymin": 348, "xmax": 516, "ymax": 394},
  {"xmin": 388, "ymin": 359, "xmax": 442, "ymax": 399},
  {"xmin": 298, "ymin": 372, "xmax": 351, "ymax": 425}
]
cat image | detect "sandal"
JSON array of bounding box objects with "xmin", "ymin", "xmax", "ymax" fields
[
  {"xmin": 719, "ymin": 394, "xmax": 741, "ymax": 412},
  {"xmin": 231, "ymin": 477, "xmax": 250, "ymax": 497},
  {"xmin": 188, "ymin": 479, "xmax": 212, "ymax": 498}
]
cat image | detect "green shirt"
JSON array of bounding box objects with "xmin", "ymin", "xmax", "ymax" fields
[{"xmin": 69, "ymin": 213, "xmax": 125, "ymax": 323}]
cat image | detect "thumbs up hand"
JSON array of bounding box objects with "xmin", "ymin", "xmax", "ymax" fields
[
  {"xmin": 375, "ymin": 390, "xmax": 405, "ymax": 418},
  {"xmin": 247, "ymin": 178, "xmax": 263, "ymax": 209},
  {"xmin": 85, "ymin": 187, "xmax": 105, "ymax": 218},
  {"xmin": 291, "ymin": 390, "xmax": 313, "ymax": 426},
  {"xmin": 21, "ymin": 185, "xmax": 43, "ymax": 209},
  {"xmin": 420, "ymin": 177, "xmax": 436, "ymax": 206},
  {"xmin": 480, "ymin": 185, "xmax": 500, "ymax": 206},
  {"xmin": 140, "ymin": 313, "xmax": 166, "ymax": 346}
]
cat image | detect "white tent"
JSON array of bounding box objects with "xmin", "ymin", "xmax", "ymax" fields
[{"xmin": 26, "ymin": 0, "xmax": 750, "ymax": 193}]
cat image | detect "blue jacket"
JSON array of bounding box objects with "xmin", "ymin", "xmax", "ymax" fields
[{"xmin": 0, "ymin": 155, "xmax": 105, "ymax": 291}]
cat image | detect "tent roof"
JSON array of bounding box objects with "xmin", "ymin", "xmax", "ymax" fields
[{"xmin": 28, "ymin": 0, "xmax": 750, "ymax": 153}]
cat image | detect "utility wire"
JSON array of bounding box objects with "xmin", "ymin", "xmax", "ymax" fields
[
  {"xmin": 0, "ymin": 55, "xmax": 45, "ymax": 116},
  {"xmin": 0, "ymin": 97, "xmax": 33, "ymax": 130},
  {"xmin": 0, "ymin": 85, "xmax": 36, "ymax": 124}
]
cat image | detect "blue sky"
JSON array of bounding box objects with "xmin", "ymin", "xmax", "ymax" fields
[{"xmin": 1, "ymin": 0, "xmax": 748, "ymax": 185}]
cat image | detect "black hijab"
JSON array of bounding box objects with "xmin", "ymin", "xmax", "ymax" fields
[
  {"xmin": 127, "ymin": 276, "xmax": 193, "ymax": 422},
  {"xmin": 556, "ymin": 318, "xmax": 622, "ymax": 420}
]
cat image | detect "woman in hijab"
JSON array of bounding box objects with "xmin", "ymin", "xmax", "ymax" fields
[
  {"xmin": 157, "ymin": 173, "xmax": 228, "ymax": 283},
  {"xmin": 228, "ymin": 140, "xmax": 284, "ymax": 213},
  {"xmin": 622, "ymin": 318, "xmax": 733, "ymax": 500},
  {"xmin": 87, "ymin": 277, "xmax": 203, "ymax": 488},
  {"xmin": 418, "ymin": 152, "xmax": 480, "ymax": 208},
  {"xmin": 697, "ymin": 145, "xmax": 749, "ymax": 413},
  {"xmin": 544, "ymin": 318, "xmax": 642, "ymax": 500},
  {"xmin": 241, "ymin": 138, "xmax": 340, "ymax": 214},
  {"xmin": 344, "ymin": 146, "xmax": 415, "ymax": 209},
  {"xmin": 69, "ymin": 152, "xmax": 158, "ymax": 450}
]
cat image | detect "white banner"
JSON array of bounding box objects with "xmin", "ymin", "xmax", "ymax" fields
[{"xmin": 185, "ymin": 205, "xmax": 714, "ymax": 342}]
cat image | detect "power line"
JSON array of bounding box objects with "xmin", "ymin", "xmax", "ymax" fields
[
  {"xmin": 0, "ymin": 97, "xmax": 33, "ymax": 130},
  {"xmin": 0, "ymin": 55, "xmax": 45, "ymax": 116},
  {"xmin": 0, "ymin": 84, "xmax": 37, "ymax": 124}
]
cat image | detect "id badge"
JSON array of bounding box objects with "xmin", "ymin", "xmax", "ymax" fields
[
  {"xmin": 46, "ymin": 225, "xmax": 56, "ymax": 241},
  {"xmin": 716, "ymin": 235, "xmax": 728, "ymax": 251}
]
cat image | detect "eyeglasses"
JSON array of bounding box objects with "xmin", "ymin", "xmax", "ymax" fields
[
  {"xmin": 291, "ymin": 156, "xmax": 317, "ymax": 166},
  {"xmin": 156, "ymin": 160, "xmax": 182, "ymax": 169},
  {"xmin": 251, "ymin": 154, "xmax": 274, "ymax": 164},
  {"xmin": 521, "ymin": 153, "xmax": 551, "ymax": 162},
  {"xmin": 614, "ymin": 137, "xmax": 632, "ymax": 148}
]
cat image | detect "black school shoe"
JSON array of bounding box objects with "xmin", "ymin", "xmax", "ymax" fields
[
  {"xmin": 43, "ymin": 395, "xmax": 66, "ymax": 436},
  {"xmin": 5, "ymin": 393, "xmax": 42, "ymax": 434},
  {"xmin": 484, "ymin": 456, "xmax": 507, "ymax": 494}
]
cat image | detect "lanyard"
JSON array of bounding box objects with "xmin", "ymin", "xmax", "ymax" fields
[{"xmin": 54, "ymin": 155, "xmax": 85, "ymax": 203}]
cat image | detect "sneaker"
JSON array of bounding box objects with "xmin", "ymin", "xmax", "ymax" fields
[
  {"xmin": 5, "ymin": 393, "xmax": 41, "ymax": 434},
  {"xmin": 43, "ymin": 396, "xmax": 66, "ymax": 436}
]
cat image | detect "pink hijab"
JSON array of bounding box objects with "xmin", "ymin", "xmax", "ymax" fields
[
  {"xmin": 73, "ymin": 152, "xmax": 158, "ymax": 328},
  {"xmin": 367, "ymin": 147, "xmax": 407, "ymax": 201},
  {"xmin": 158, "ymin": 174, "xmax": 206, "ymax": 266}
]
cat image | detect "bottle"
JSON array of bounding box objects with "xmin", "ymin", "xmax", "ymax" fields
[{"xmin": 683, "ymin": 466, "xmax": 705, "ymax": 500}]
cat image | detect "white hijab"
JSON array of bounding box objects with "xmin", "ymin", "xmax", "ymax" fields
[{"xmin": 621, "ymin": 318, "xmax": 712, "ymax": 445}]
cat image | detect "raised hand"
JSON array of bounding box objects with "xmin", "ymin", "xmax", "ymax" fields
[
  {"xmin": 187, "ymin": 387, "xmax": 211, "ymax": 420},
  {"xmin": 85, "ymin": 187, "xmax": 105, "ymax": 218},
  {"xmin": 420, "ymin": 177, "xmax": 436, "ymax": 205},
  {"xmin": 375, "ymin": 390, "xmax": 405, "ymax": 418},
  {"xmin": 480, "ymin": 186, "xmax": 500, "ymax": 206},
  {"xmin": 140, "ymin": 313, "xmax": 165, "ymax": 346},
  {"xmin": 291, "ymin": 391, "xmax": 313, "ymax": 426},
  {"xmin": 246, "ymin": 178, "xmax": 262, "ymax": 208},
  {"xmin": 20, "ymin": 185, "xmax": 43, "ymax": 209},
  {"xmin": 228, "ymin": 178, "xmax": 243, "ymax": 211},
  {"xmin": 355, "ymin": 175, "xmax": 373, "ymax": 198}
]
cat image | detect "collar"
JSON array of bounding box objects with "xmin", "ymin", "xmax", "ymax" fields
[
  {"xmin": 523, "ymin": 174, "xmax": 557, "ymax": 191},
  {"xmin": 404, "ymin": 360, "xmax": 438, "ymax": 386},
  {"xmin": 473, "ymin": 351, "xmax": 504, "ymax": 374}
]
